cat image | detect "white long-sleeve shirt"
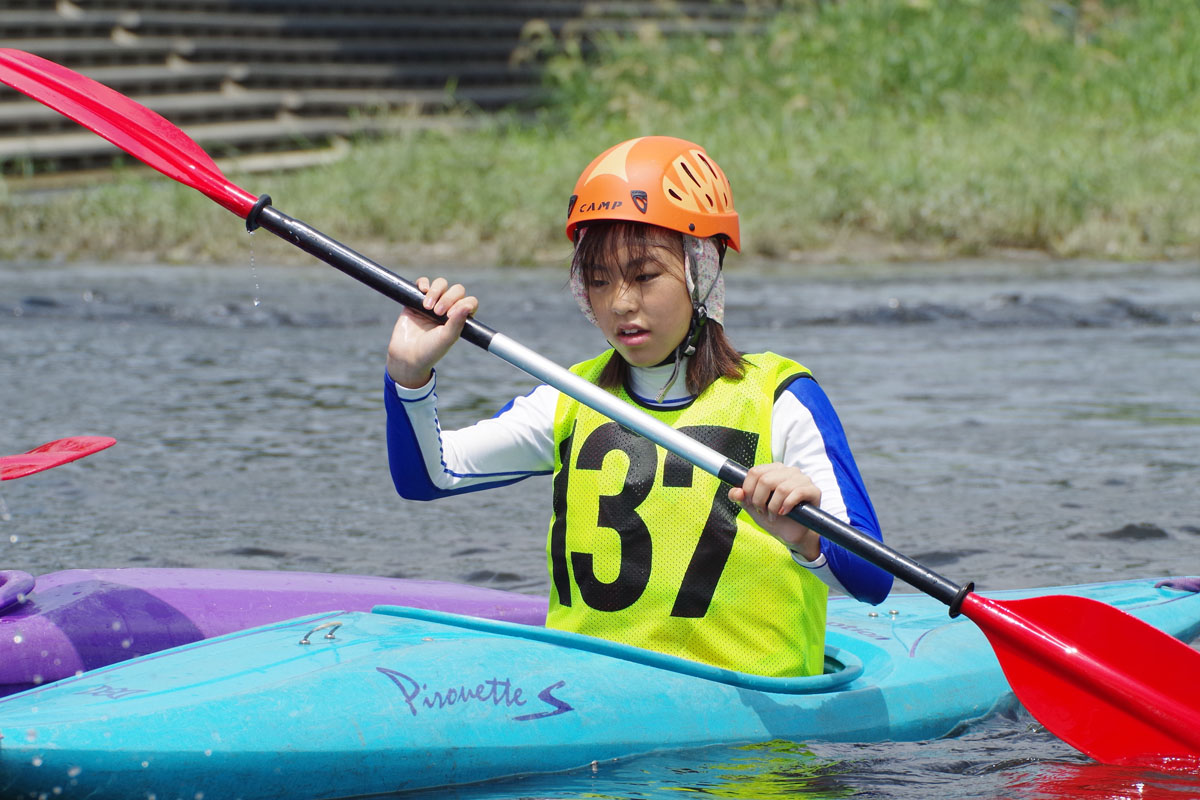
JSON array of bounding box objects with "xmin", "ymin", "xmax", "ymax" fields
[{"xmin": 385, "ymin": 359, "xmax": 891, "ymax": 603}]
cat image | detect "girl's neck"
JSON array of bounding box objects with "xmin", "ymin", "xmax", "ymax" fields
[{"xmin": 627, "ymin": 357, "xmax": 692, "ymax": 406}]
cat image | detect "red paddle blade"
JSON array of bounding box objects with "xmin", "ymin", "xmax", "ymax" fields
[
  {"xmin": 962, "ymin": 592, "xmax": 1200, "ymax": 769},
  {"xmin": 0, "ymin": 436, "xmax": 116, "ymax": 481},
  {"xmin": 0, "ymin": 48, "xmax": 257, "ymax": 218}
]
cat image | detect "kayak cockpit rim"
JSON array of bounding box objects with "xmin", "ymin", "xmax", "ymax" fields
[{"xmin": 371, "ymin": 604, "xmax": 865, "ymax": 694}]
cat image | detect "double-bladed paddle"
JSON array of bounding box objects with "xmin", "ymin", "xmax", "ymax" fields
[
  {"xmin": 0, "ymin": 436, "xmax": 116, "ymax": 481},
  {"xmin": 3, "ymin": 48, "xmax": 1198, "ymax": 769}
]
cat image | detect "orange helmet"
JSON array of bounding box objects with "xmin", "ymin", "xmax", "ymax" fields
[{"xmin": 565, "ymin": 136, "xmax": 740, "ymax": 251}]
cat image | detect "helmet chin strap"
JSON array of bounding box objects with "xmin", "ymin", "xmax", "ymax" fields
[
  {"xmin": 652, "ymin": 306, "xmax": 707, "ymax": 403},
  {"xmin": 682, "ymin": 305, "xmax": 709, "ymax": 359},
  {"xmin": 654, "ymin": 242, "xmax": 717, "ymax": 402}
]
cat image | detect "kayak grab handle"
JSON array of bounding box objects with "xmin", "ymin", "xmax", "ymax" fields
[
  {"xmin": 0, "ymin": 570, "xmax": 35, "ymax": 615},
  {"xmin": 299, "ymin": 621, "xmax": 342, "ymax": 645}
]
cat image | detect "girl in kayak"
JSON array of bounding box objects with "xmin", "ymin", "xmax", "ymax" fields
[{"xmin": 385, "ymin": 136, "xmax": 891, "ymax": 677}]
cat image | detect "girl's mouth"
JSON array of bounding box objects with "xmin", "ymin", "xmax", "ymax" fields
[{"xmin": 616, "ymin": 326, "xmax": 650, "ymax": 344}]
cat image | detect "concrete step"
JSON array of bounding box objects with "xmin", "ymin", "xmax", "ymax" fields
[
  {"xmin": 0, "ymin": 60, "xmax": 540, "ymax": 104},
  {"xmin": 0, "ymin": 62, "xmax": 234, "ymax": 103},
  {"xmin": 62, "ymin": 0, "xmax": 758, "ymax": 20},
  {"xmin": 138, "ymin": 35, "xmax": 528, "ymax": 63},
  {"xmin": 1, "ymin": 9, "xmax": 533, "ymax": 39},
  {"xmin": 0, "ymin": 112, "xmax": 489, "ymax": 170},
  {"xmin": 4, "ymin": 36, "xmax": 190, "ymax": 67},
  {"xmin": 0, "ymin": 85, "xmax": 536, "ymax": 134}
]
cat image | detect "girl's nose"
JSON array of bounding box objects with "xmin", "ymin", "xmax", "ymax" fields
[{"xmin": 611, "ymin": 282, "xmax": 637, "ymax": 314}]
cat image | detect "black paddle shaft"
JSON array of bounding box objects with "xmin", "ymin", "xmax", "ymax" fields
[
  {"xmin": 255, "ymin": 201, "xmax": 973, "ymax": 615},
  {"xmin": 253, "ymin": 203, "xmax": 498, "ymax": 351}
]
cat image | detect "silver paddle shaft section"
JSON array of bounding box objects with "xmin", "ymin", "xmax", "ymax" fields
[
  {"xmin": 255, "ymin": 203, "xmax": 968, "ymax": 609},
  {"xmin": 488, "ymin": 333, "xmax": 729, "ymax": 476}
]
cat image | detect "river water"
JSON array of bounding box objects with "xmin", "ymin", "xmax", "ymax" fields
[{"xmin": 2, "ymin": 257, "xmax": 1199, "ymax": 799}]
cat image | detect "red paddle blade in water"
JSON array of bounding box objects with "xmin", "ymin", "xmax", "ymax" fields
[
  {"xmin": 0, "ymin": 436, "xmax": 116, "ymax": 481},
  {"xmin": 962, "ymin": 592, "xmax": 1200, "ymax": 770},
  {"xmin": 1006, "ymin": 759, "xmax": 1200, "ymax": 799},
  {"xmin": 0, "ymin": 48, "xmax": 257, "ymax": 217}
]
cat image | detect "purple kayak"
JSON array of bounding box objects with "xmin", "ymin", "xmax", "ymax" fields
[{"xmin": 0, "ymin": 567, "xmax": 547, "ymax": 696}]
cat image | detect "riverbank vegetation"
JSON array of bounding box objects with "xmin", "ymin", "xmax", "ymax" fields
[{"xmin": 2, "ymin": 0, "xmax": 1197, "ymax": 265}]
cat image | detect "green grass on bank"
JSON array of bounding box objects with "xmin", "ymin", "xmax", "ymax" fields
[{"xmin": 2, "ymin": 0, "xmax": 1198, "ymax": 266}]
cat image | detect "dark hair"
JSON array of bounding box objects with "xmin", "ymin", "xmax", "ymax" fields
[{"xmin": 571, "ymin": 221, "xmax": 747, "ymax": 396}]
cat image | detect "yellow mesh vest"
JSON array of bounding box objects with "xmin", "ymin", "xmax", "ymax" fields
[{"xmin": 546, "ymin": 351, "xmax": 829, "ymax": 677}]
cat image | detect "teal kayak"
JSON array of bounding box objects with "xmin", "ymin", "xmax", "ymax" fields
[{"xmin": 1, "ymin": 577, "xmax": 1197, "ymax": 799}]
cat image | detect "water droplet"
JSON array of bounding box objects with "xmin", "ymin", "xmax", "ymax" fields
[
  {"xmin": 248, "ymin": 233, "xmax": 262, "ymax": 308},
  {"xmin": 12, "ymin": 634, "xmax": 23, "ymax": 644},
  {"xmin": 67, "ymin": 766, "xmax": 82, "ymax": 778},
  {"xmin": 8, "ymin": 534, "xmax": 19, "ymax": 545},
  {"xmin": 121, "ymin": 639, "xmax": 132, "ymax": 649},
  {"xmin": 31, "ymin": 756, "xmax": 42, "ymax": 767}
]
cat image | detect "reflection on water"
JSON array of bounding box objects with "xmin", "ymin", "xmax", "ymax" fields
[
  {"xmin": 1001, "ymin": 760, "xmax": 1200, "ymax": 800},
  {"xmin": 1, "ymin": 259, "xmax": 1199, "ymax": 799},
  {"xmin": 417, "ymin": 740, "xmax": 858, "ymax": 800}
]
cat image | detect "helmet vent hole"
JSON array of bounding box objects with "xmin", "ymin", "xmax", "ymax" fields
[
  {"xmin": 668, "ymin": 189, "xmax": 683, "ymax": 201},
  {"xmin": 681, "ymin": 163, "xmax": 701, "ymax": 187},
  {"xmin": 705, "ymin": 194, "xmax": 713, "ymax": 208}
]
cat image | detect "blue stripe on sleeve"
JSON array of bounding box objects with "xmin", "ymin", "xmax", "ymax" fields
[{"xmin": 782, "ymin": 377, "xmax": 893, "ymax": 604}]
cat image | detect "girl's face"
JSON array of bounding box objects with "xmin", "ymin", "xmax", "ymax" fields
[{"xmin": 585, "ymin": 226, "xmax": 692, "ymax": 368}]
